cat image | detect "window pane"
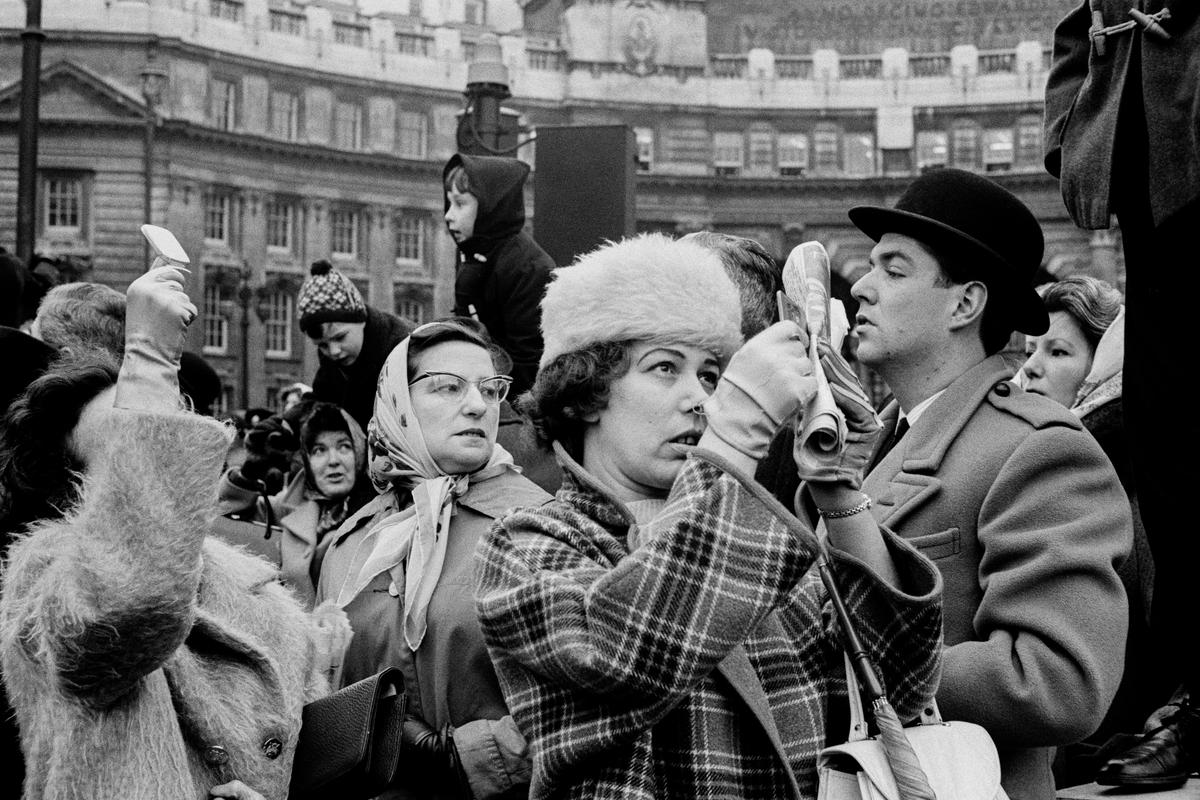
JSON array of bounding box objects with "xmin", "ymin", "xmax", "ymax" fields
[
  {"xmin": 263, "ymin": 291, "xmax": 293, "ymax": 357},
  {"xmin": 813, "ymin": 125, "xmax": 840, "ymax": 173},
  {"xmin": 335, "ymin": 102, "xmax": 362, "ymax": 150},
  {"xmin": 712, "ymin": 132, "xmax": 744, "ymax": 168},
  {"xmin": 271, "ymin": 91, "xmax": 299, "ymax": 141},
  {"xmin": 394, "ymin": 212, "xmax": 424, "ymax": 262},
  {"xmin": 748, "ymin": 130, "xmax": 774, "ymax": 173},
  {"xmin": 396, "ymin": 33, "xmax": 431, "ymax": 56},
  {"xmin": 44, "ymin": 177, "xmax": 82, "ymax": 230},
  {"xmin": 330, "ymin": 210, "xmax": 359, "ymax": 257},
  {"xmin": 916, "ymin": 130, "xmax": 949, "ymax": 169},
  {"xmin": 778, "ymin": 133, "xmax": 809, "ymax": 175},
  {"xmin": 203, "ymin": 283, "xmax": 229, "ymax": 353},
  {"xmin": 983, "ymin": 128, "xmax": 1014, "ymax": 170},
  {"xmin": 398, "ymin": 111, "xmax": 427, "ymax": 158},
  {"xmin": 212, "ymin": 79, "xmax": 238, "ymax": 131},
  {"xmin": 951, "ymin": 122, "xmax": 979, "ymax": 169},
  {"xmin": 843, "ymin": 131, "xmax": 876, "ymax": 177},
  {"xmin": 634, "ymin": 127, "xmax": 654, "ymax": 172},
  {"xmin": 1016, "ymin": 116, "xmax": 1042, "ymax": 167},
  {"xmin": 209, "ymin": 0, "xmax": 243, "ymax": 21},
  {"xmin": 334, "ymin": 23, "xmax": 367, "ymax": 47},
  {"xmin": 205, "ymin": 193, "xmax": 230, "ymax": 243},
  {"xmin": 268, "ymin": 10, "xmax": 305, "ymax": 35},
  {"xmin": 266, "ymin": 198, "xmax": 295, "ymax": 251}
]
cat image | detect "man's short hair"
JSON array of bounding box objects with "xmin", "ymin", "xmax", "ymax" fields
[
  {"xmin": 34, "ymin": 282, "xmax": 126, "ymax": 358},
  {"xmin": 681, "ymin": 231, "xmax": 782, "ymax": 339}
]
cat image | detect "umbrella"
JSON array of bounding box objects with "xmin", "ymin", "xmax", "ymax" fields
[{"xmin": 816, "ymin": 545, "xmax": 938, "ymax": 800}]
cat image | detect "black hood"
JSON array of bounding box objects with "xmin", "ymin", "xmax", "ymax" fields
[{"xmin": 443, "ymin": 153, "xmax": 529, "ymax": 257}]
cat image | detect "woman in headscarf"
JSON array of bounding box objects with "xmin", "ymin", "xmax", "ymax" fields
[
  {"xmin": 316, "ymin": 316, "xmax": 551, "ymax": 800},
  {"xmin": 218, "ymin": 400, "xmax": 370, "ymax": 609},
  {"xmin": 1021, "ymin": 275, "xmax": 1159, "ymax": 785},
  {"xmin": 474, "ymin": 232, "xmax": 944, "ymax": 800}
]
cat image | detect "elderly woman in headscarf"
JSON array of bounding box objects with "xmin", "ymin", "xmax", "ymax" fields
[
  {"xmin": 316, "ymin": 316, "xmax": 551, "ymax": 800},
  {"xmin": 1020, "ymin": 275, "xmax": 1158, "ymax": 785},
  {"xmin": 218, "ymin": 400, "xmax": 370, "ymax": 609},
  {"xmin": 474, "ymin": 232, "xmax": 944, "ymax": 799}
]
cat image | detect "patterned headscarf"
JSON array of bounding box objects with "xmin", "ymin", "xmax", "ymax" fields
[{"xmin": 332, "ymin": 334, "xmax": 515, "ymax": 650}]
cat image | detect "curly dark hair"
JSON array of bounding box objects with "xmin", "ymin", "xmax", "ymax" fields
[
  {"xmin": 0, "ymin": 349, "xmax": 120, "ymax": 535},
  {"xmin": 517, "ymin": 340, "xmax": 632, "ymax": 458}
]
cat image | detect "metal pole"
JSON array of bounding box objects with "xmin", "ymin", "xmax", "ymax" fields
[
  {"xmin": 240, "ymin": 268, "xmax": 251, "ymax": 410},
  {"xmin": 143, "ymin": 107, "xmax": 154, "ymax": 266},
  {"xmin": 16, "ymin": 0, "xmax": 45, "ymax": 264}
]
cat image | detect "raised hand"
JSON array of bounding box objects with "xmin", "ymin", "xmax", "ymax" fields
[
  {"xmin": 794, "ymin": 341, "xmax": 882, "ymax": 489},
  {"xmin": 115, "ymin": 265, "xmax": 199, "ymax": 413},
  {"xmin": 703, "ymin": 320, "xmax": 816, "ymax": 460}
]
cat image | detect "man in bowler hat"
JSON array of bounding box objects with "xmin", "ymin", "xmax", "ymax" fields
[{"xmin": 840, "ymin": 168, "xmax": 1132, "ymax": 800}]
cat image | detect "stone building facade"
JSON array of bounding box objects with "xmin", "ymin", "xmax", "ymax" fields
[{"xmin": 0, "ymin": 0, "xmax": 1111, "ymax": 413}]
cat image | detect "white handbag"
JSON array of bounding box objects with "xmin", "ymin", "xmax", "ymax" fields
[{"xmin": 817, "ymin": 656, "xmax": 1009, "ymax": 800}]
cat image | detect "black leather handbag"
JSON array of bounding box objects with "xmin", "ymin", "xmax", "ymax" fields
[{"xmin": 289, "ymin": 667, "xmax": 407, "ymax": 800}]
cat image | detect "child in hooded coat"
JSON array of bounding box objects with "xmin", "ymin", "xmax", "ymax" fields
[{"xmin": 444, "ymin": 154, "xmax": 554, "ymax": 400}]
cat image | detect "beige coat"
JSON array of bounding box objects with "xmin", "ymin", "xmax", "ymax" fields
[{"xmin": 0, "ymin": 409, "xmax": 330, "ymax": 800}]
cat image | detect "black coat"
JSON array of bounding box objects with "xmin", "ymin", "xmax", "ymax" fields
[
  {"xmin": 1045, "ymin": 0, "xmax": 1200, "ymax": 228},
  {"xmin": 445, "ymin": 154, "xmax": 554, "ymax": 398},
  {"xmin": 311, "ymin": 306, "xmax": 411, "ymax": 434}
]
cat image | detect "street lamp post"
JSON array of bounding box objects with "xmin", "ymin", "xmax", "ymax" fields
[
  {"xmin": 139, "ymin": 54, "xmax": 167, "ymax": 268},
  {"xmin": 458, "ymin": 33, "xmax": 510, "ymax": 155},
  {"xmin": 15, "ymin": 0, "xmax": 45, "ymax": 264}
]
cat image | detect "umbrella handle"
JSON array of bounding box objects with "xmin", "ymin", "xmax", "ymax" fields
[{"xmin": 816, "ymin": 553, "xmax": 886, "ymax": 701}]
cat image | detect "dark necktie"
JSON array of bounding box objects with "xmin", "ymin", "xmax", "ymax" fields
[{"xmin": 872, "ymin": 417, "xmax": 910, "ymax": 469}]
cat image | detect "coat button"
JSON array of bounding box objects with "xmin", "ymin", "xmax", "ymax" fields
[
  {"xmin": 204, "ymin": 745, "xmax": 229, "ymax": 766},
  {"xmin": 994, "ymin": 381, "xmax": 1011, "ymax": 397},
  {"xmin": 262, "ymin": 737, "xmax": 283, "ymax": 759}
]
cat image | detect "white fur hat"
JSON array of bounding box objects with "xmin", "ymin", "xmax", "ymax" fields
[{"xmin": 539, "ymin": 232, "xmax": 744, "ymax": 369}]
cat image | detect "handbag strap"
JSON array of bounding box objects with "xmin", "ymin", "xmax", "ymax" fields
[{"xmin": 841, "ymin": 653, "xmax": 944, "ymax": 743}]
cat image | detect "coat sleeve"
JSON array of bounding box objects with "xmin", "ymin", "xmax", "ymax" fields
[
  {"xmin": 455, "ymin": 714, "xmax": 531, "ymax": 800},
  {"xmin": 494, "ymin": 253, "xmax": 550, "ymax": 393},
  {"xmin": 0, "ymin": 409, "xmax": 231, "ymax": 710},
  {"xmin": 476, "ymin": 454, "xmax": 822, "ymax": 709},
  {"xmin": 1044, "ymin": 1, "xmax": 1093, "ymax": 178},
  {"xmin": 936, "ymin": 424, "xmax": 1131, "ymax": 746}
]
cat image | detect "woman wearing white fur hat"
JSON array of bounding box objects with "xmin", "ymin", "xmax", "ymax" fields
[{"xmin": 475, "ymin": 232, "xmax": 944, "ymax": 799}]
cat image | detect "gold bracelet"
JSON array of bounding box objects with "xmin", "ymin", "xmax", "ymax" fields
[{"xmin": 818, "ymin": 494, "xmax": 872, "ymax": 519}]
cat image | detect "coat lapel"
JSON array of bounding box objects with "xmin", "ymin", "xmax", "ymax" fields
[{"xmin": 867, "ymin": 356, "xmax": 1015, "ymax": 529}]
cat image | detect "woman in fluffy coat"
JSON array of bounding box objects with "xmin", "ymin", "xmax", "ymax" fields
[
  {"xmin": 0, "ymin": 267, "xmax": 345, "ymax": 800},
  {"xmin": 474, "ymin": 233, "xmax": 944, "ymax": 800}
]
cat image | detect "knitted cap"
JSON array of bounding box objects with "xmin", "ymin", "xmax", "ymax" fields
[
  {"xmin": 297, "ymin": 260, "xmax": 367, "ymax": 333},
  {"xmin": 539, "ymin": 232, "xmax": 744, "ymax": 370}
]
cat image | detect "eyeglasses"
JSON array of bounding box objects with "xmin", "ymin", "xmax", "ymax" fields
[{"xmin": 408, "ymin": 371, "xmax": 512, "ymax": 405}]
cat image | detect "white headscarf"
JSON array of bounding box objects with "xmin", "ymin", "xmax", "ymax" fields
[
  {"xmin": 1071, "ymin": 305, "xmax": 1125, "ymax": 420},
  {"xmin": 333, "ymin": 335, "xmax": 515, "ymax": 650}
]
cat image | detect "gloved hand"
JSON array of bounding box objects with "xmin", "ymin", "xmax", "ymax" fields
[
  {"xmin": 703, "ymin": 321, "xmax": 815, "ymax": 459},
  {"xmin": 400, "ymin": 713, "xmax": 471, "ymax": 797},
  {"xmin": 794, "ymin": 341, "xmax": 882, "ymax": 489},
  {"xmin": 115, "ymin": 265, "xmax": 198, "ymax": 412},
  {"xmin": 232, "ymin": 414, "xmax": 300, "ymax": 494}
]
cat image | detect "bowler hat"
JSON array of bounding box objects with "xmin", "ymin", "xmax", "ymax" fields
[{"xmin": 849, "ymin": 168, "xmax": 1049, "ymax": 335}]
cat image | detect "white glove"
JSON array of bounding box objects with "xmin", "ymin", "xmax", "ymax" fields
[
  {"xmin": 703, "ymin": 321, "xmax": 816, "ymax": 459},
  {"xmin": 115, "ymin": 265, "xmax": 198, "ymax": 413}
]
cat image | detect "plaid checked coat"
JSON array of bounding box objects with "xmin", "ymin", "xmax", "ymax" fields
[{"xmin": 475, "ymin": 447, "xmax": 943, "ymax": 800}]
